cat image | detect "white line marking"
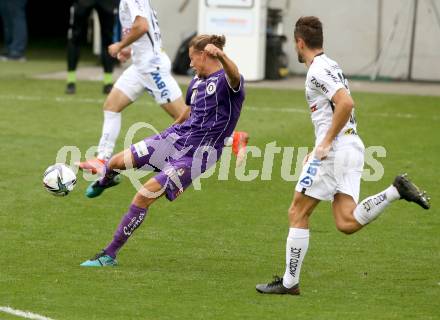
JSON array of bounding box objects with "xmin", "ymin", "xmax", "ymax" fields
[
  {"xmin": 245, "ymin": 106, "xmax": 439, "ymax": 120},
  {"xmin": 0, "ymin": 306, "xmax": 55, "ymax": 320},
  {"xmin": 0, "ymin": 94, "xmax": 438, "ymax": 121},
  {"xmin": 0, "ymin": 94, "xmax": 104, "ymax": 105},
  {"xmin": 246, "ymin": 106, "xmax": 308, "ymax": 114}
]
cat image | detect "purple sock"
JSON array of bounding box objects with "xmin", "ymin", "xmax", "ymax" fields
[
  {"xmin": 99, "ymin": 163, "xmax": 119, "ymax": 187},
  {"xmin": 104, "ymin": 204, "xmax": 148, "ymax": 258}
]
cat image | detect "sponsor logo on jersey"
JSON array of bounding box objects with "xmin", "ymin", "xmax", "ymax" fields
[
  {"xmin": 344, "ymin": 128, "xmax": 357, "ymax": 135},
  {"xmin": 310, "ymin": 105, "xmax": 318, "ymax": 112},
  {"xmin": 325, "ymin": 68, "xmax": 340, "ymax": 84},
  {"xmin": 310, "ymin": 76, "xmax": 328, "ymax": 94}
]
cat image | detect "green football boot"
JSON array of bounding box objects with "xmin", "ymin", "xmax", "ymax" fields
[
  {"xmin": 85, "ymin": 175, "xmax": 121, "ymax": 198},
  {"xmin": 80, "ymin": 250, "xmax": 117, "ymax": 267}
]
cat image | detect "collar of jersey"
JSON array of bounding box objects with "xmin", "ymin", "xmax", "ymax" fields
[
  {"xmin": 200, "ymin": 68, "xmax": 224, "ymax": 80},
  {"xmin": 311, "ymin": 51, "xmax": 325, "ymax": 65}
]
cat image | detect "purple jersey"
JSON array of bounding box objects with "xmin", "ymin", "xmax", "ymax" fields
[
  {"xmin": 166, "ymin": 69, "xmax": 245, "ymax": 154},
  {"xmin": 130, "ymin": 69, "xmax": 244, "ymax": 201}
]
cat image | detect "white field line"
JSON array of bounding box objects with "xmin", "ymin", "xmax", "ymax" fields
[
  {"xmin": 0, "ymin": 306, "xmax": 55, "ymax": 320},
  {"xmin": 0, "ymin": 94, "xmax": 438, "ymax": 121}
]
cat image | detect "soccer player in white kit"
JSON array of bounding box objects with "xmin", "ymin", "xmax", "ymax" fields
[
  {"xmin": 78, "ymin": 0, "xmax": 249, "ymax": 173},
  {"xmin": 256, "ymin": 16, "xmax": 430, "ymax": 295}
]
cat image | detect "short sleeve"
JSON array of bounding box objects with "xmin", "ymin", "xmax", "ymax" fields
[
  {"xmin": 225, "ymin": 74, "xmax": 244, "ymax": 95},
  {"xmin": 126, "ymin": 0, "xmax": 149, "ymax": 22},
  {"xmin": 307, "ymin": 67, "xmax": 345, "ymax": 101},
  {"xmin": 185, "ymin": 77, "xmax": 197, "ymax": 105}
]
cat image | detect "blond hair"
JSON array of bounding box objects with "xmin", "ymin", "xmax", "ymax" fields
[{"xmin": 189, "ymin": 34, "xmax": 226, "ymax": 51}]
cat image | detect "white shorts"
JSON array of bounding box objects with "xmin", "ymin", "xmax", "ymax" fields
[
  {"xmin": 295, "ymin": 143, "xmax": 365, "ymax": 203},
  {"xmin": 114, "ymin": 64, "xmax": 182, "ymax": 105}
]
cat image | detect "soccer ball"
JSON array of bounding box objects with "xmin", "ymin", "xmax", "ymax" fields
[{"xmin": 43, "ymin": 164, "xmax": 77, "ymax": 196}]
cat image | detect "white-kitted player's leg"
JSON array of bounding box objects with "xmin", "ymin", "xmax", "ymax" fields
[
  {"xmin": 283, "ymin": 192, "xmax": 319, "ymax": 288},
  {"xmin": 78, "ymin": 66, "xmax": 144, "ymax": 174},
  {"xmin": 97, "ymin": 66, "xmax": 144, "ymax": 161},
  {"xmin": 256, "ymin": 191, "xmax": 319, "ymax": 295},
  {"xmin": 332, "ymin": 147, "xmax": 429, "ymax": 233},
  {"xmin": 353, "ymin": 185, "xmax": 400, "ymax": 225},
  {"xmin": 331, "ymin": 145, "xmax": 385, "ymax": 232}
]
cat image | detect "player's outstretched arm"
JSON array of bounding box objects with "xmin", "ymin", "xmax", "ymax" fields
[
  {"xmin": 315, "ymin": 88, "xmax": 354, "ymax": 159},
  {"xmin": 204, "ymin": 44, "xmax": 241, "ymax": 90},
  {"xmin": 109, "ymin": 16, "xmax": 148, "ymax": 57}
]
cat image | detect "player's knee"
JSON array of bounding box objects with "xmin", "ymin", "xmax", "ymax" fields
[
  {"xmin": 287, "ymin": 205, "xmax": 295, "ymax": 220},
  {"xmin": 107, "ymin": 156, "xmax": 120, "ymax": 169},
  {"xmin": 132, "ymin": 192, "xmax": 154, "ymax": 208},
  {"xmin": 335, "ymin": 221, "xmax": 356, "ymax": 235},
  {"xmin": 287, "ymin": 204, "xmax": 307, "ymax": 225},
  {"xmin": 133, "ymin": 180, "xmax": 163, "ymax": 208},
  {"xmin": 108, "ymin": 152, "xmax": 127, "ymax": 170},
  {"xmin": 103, "ymin": 99, "xmax": 115, "ymax": 111}
]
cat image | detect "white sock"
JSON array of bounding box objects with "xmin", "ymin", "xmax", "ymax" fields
[
  {"xmin": 97, "ymin": 111, "xmax": 121, "ymax": 160},
  {"xmin": 283, "ymin": 228, "xmax": 309, "ymax": 288},
  {"xmin": 224, "ymin": 135, "xmax": 233, "ymax": 147},
  {"xmin": 353, "ymin": 185, "xmax": 400, "ymax": 225}
]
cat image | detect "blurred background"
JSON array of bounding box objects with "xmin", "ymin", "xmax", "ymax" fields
[{"xmin": 1, "ymin": 0, "xmax": 439, "ymax": 81}]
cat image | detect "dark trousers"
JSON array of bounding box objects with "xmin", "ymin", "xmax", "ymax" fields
[
  {"xmin": 0, "ymin": 0, "xmax": 28, "ymax": 57},
  {"xmin": 67, "ymin": 0, "xmax": 119, "ymax": 73}
]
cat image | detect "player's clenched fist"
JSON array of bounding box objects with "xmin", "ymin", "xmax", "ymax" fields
[
  {"xmin": 108, "ymin": 43, "xmax": 122, "ymax": 58},
  {"xmin": 117, "ymin": 47, "xmax": 131, "ymax": 63},
  {"xmin": 204, "ymin": 44, "xmax": 224, "ymax": 58}
]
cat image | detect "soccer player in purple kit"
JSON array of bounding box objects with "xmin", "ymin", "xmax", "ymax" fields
[{"xmin": 80, "ymin": 34, "xmax": 245, "ymax": 267}]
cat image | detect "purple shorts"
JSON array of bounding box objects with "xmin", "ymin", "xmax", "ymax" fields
[{"xmin": 130, "ymin": 133, "xmax": 217, "ymax": 201}]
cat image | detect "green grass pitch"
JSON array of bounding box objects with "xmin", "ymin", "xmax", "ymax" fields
[{"xmin": 0, "ymin": 58, "xmax": 439, "ymax": 320}]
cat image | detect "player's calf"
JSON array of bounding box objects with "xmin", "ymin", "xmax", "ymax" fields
[
  {"xmin": 353, "ymin": 174, "xmax": 430, "ymax": 227},
  {"xmin": 332, "ymin": 193, "xmax": 363, "ymax": 234},
  {"xmin": 131, "ymin": 178, "xmax": 165, "ymax": 208},
  {"xmin": 108, "ymin": 149, "xmax": 136, "ymax": 170}
]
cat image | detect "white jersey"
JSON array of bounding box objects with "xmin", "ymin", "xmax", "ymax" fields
[
  {"xmin": 119, "ymin": 0, "xmax": 170, "ymax": 72},
  {"xmin": 305, "ymin": 53, "xmax": 361, "ymax": 149}
]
